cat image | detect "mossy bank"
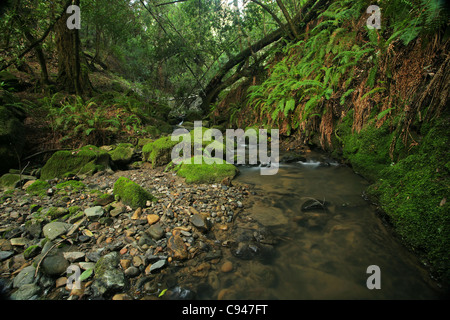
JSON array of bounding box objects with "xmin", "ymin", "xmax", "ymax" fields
[{"xmin": 330, "ymin": 112, "xmax": 450, "ymax": 284}]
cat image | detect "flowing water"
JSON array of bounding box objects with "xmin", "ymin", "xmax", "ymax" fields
[{"xmin": 217, "ymin": 151, "xmax": 445, "ymax": 300}]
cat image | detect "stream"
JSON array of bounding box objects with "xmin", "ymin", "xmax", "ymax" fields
[{"xmin": 213, "ymin": 150, "xmax": 444, "ymax": 300}]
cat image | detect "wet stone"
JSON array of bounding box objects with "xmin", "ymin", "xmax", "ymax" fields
[{"xmin": 0, "ymin": 251, "xmax": 14, "ymax": 262}]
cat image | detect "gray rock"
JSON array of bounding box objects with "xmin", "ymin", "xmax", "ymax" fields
[
  {"xmin": 10, "ymin": 237, "xmax": 29, "ymax": 246},
  {"xmin": 42, "ymin": 253, "xmax": 69, "ymax": 276},
  {"xmin": 10, "ymin": 283, "xmax": 40, "ymax": 300},
  {"xmin": 110, "ymin": 206, "xmax": 124, "ymax": 217},
  {"xmin": 148, "ymin": 224, "xmax": 164, "ymax": 240},
  {"xmin": 0, "ymin": 251, "xmax": 14, "ymax": 262},
  {"xmin": 189, "ymin": 214, "xmax": 209, "ymax": 232},
  {"xmin": 95, "ymin": 251, "xmax": 120, "ymax": 271},
  {"xmin": 84, "ymin": 206, "xmax": 104, "ymax": 219},
  {"xmin": 13, "ymin": 266, "xmax": 37, "ymax": 288},
  {"xmin": 25, "ymin": 220, "xmax": 42, "ymax": 239},
  {"xmin": 79, "ymin": 262, "xmax": 95, "ymax": 270},
  {"xmin": 92, "ymin": 268, "xmax": 126, "ymax": 297},
  {"xmin": 42, "ymin": 222, "xmax": 72, "ymax": 241},
  {"xmin": 63, "ymin": 251, "xmax": 85, "ymax": 262},
  {"xmin": 150, "ymin": 259, "xmax": 166, "ymax": 273},
  {"xmin": 124, "ymin": 266, "xmax": 140, "ymax": 278}
]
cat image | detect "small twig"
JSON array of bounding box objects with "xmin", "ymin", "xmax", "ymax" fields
[{"xmin": 22, "ymin": 148, "xmax": 72, "ymax": 161}]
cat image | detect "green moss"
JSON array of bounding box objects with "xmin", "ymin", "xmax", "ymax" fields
[
  {"xmin": 137, "ymin": 138, "xmax": 154, "ymax": 148},
  {"xmin": 54, "ymin": 180, "xmax": 86, "ymax": 193},
  {"xmin": 41, "ymin": 145, "xmax": 111, "ymax": 180},
  {"xmin": 26, "ymin": 179, "xmax": 50, "ymax": 197},
  {"xmin": 68, "ymin": 206, "xmax": 81, "ymax": 216},
  {"xmin": 0, "ymin": 173, "xmax": 21, "ymax": 191},
  {"xmin": 108, "ymin": 143, "xmax": 135, "ymax": 164},
  {"xmin": 142, "ymin": 136, "xmax": 180, "ymax": 168},
  {"xmin": 157, "ymin": 121, "xmax": 173, "ymax": 134},
  {"xmin": 45, "ymin": 207, "xmax": 69, "ymax": 220},
  {"xmin": 341, "ymin": 120, "xmax": 393, "ymax": 182},
  {"xmin": 174, "ymin": 156, "xmax": 237, "ymax": 184},
  {"xmin": 144, "ymin": 125, "xmax": 161, "ymax": 137},
  {"xmin": 367, "ymin": 118, "xmax": 450, "ymax": 282},
  {"xmin": 113, "ymin": 176, "xmax": 156, "ymax": 208},
  {"xmin": 23, "ymin": 245, "xmax": 40, "ymax": 260}
]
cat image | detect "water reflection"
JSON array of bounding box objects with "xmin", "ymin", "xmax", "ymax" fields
[{"xmin": 229, "ymin": 152, "xmax": 444, "ymax": 299}]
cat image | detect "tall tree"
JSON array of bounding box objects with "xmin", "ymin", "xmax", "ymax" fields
[{"xmin": 55, "ymin": 0, "xmax": 90, "ymax": 95}]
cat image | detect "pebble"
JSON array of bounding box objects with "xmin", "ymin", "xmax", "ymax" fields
[
  {"xmin": 125, "ymin": 266, "xmax": 140, "ymax": 277},
  {"xmin": 0, "ymin": 165, "xmax": 251, "ymax": 301},
  {"xmin": 84, "ymin": 206, "xmax": 104, "ymax": 219},
  {"xmin": 63, "ymin": 252, "xmax": 85, "ymax": 262},
  {"xmin": 149, "ymin": 259, "xmax": 166, "ymax": 273},
  {"xmin": 221, "ymin": 260, "xmax": 233, "ymax": 273},
  {"xmin": 120, "ymin": 259, "xmax": 131, "ymax": 270},
  {"xmin": 147, "ymin": 214, "xmax": 160, "ymax": 225},
  {"xmin": 131, "ymin": 207, "xmax": 142, "ymax": 220}
]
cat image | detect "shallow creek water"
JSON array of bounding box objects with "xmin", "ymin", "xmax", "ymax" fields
[{"xmin": 217, "ymin": 151, "xmax": 444, "ymax": 300}]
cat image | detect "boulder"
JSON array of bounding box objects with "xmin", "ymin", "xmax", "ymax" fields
[
  {"xmin": 92, "ymin": 252, "xmax": 126, "ymax": 297},
  {"xmin": 10, "ymin": 283, "xmax": 41, "ymax": 300},
  {"xmin": 0, "ymin": 173, "xmax": 36, "ymax": 191},
  {"xmin": 108, "ymin": 143, "xmax": 135, "ymax": 166},
  {"xmin": 40, "ymin": 145, "xmax": 113, "ymax": 180},
  {"xmin": 42, "ymin": 253, "xmax": 69, "ymax": 276},
  {"xmin": 175, "ymin": 156, "xmax": 237, "ymax": 184},
  {"xmin": 113, "ymin": 176, "xmax": 156, "ymax": 208},
  {"xmin": 142, "ymin": 136, "xmax": 179, "ymax": 168}
]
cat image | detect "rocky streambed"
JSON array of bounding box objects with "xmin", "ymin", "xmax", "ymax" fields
[{"xmin": 0, "ymin": 164, "xmax": 280, "ymax": 300}]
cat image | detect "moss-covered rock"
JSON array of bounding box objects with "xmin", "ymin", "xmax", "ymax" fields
[
  {"xmin": 137, "ymin": 138, "xmax": 153, "ymax": 149},
  {"xmin": 0, "ymin": 173, "xmax": 35, "ymax": 191},
  {"xmin": 113, "ymin": 176, "xmax": 156, "ymax": 208},
  {"xmin": 157, "ymin": 121, "xmax": 174, "ymax": 134},
  {"xmin": 174, "ymin": 156, "xmax": 238, "ymax": 184},
  {"xmin": 144, "ymin": 126, "xmax": 161, "ymax": 138},
  {"xmin": 26, "ymin": 179, "xmax": 50, "ymax": 197},
  {"xmin": 142, "ymin": 136, "xmax": 180, "ymax": 168},
  {"xmin": 24, "ymin": 245, "xmax": 41, "ymax": 260},
  {"xmin": 108, "ymin": 143, "xmax": 135, "ymax": 166},
  {"xmin": 54, "ymin": 180, "xmax": 87, "ymax": 193},
  {"xmin": 43, "ymin": 207, "xmax": 69, "ymax": 220},
  {"xmin": 41, "ymin": 145, "xmax": 112, "ymax": 180},
  {"xmin": 143, "ymin": 128, "xmax": 229, "ymax": 168}
]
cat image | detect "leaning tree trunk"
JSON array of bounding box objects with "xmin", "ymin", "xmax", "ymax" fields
[
  {"xmin": 199, "ymin": 0, "xmax": 330, "ymax": 113},
  {"xmin": 54, "ymin": 0, "xmax": 90, "ymax": 95}
]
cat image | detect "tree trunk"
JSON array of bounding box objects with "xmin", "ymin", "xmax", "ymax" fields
[
  {"xmin": 23, "ymin": 30, "xmax": 50, "ymax": 85},
  {"xmin": 276, "ymin": 0, "xmax": 298, "ymax": 38},
  {"xmin": 55, "ymin": 0, "xmax": 90, "ymax": 95},
  {"xmin": 200, "ymin": 0, "xmax": 329, "ymax": 113}
]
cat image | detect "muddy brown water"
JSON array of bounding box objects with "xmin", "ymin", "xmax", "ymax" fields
[{"xmin": 218, "ymin": 151, "xmax": 444, "ymax": 300}]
